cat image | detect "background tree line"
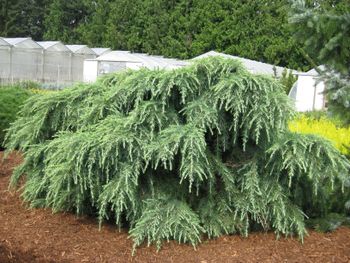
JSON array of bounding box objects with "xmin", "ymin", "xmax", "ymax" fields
[{"xmin": 0, "ymin": 0, "xmax": 348, "ymax": 71}]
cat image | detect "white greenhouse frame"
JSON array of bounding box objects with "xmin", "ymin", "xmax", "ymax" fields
[
  {"xmin": 0, "ymin": 38, "xmax": 101, "ymax": 85},
  {"xmin": 66, "ymin": 45, "xmax": 97, "ymax": 82},
  {"xmin": 0, "ymin": 37, "xmax": 43, "ymax": 83},
  {"xmin": 37, "ymin": 41, "xmax": 73, "ymax": 83},
  {"xmin": 0, "ymin": 38, "xmax": 12, "ymax": 82},
  {"xmin": 288, "ymin": 68, "xmax": 326, "ymax": 112}
]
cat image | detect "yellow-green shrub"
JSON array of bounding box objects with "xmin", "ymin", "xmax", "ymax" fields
[{"xmin": 289, "ymin": 115, "xmax": 350, "ymax": 155}]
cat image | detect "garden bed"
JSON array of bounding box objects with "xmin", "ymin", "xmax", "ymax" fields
[{"xmin": 1, "ymin": 151, "xmax": 350, "ymax": 263}]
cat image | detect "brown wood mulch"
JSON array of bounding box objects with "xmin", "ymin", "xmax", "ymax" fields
[{"xmin": 1, "ymin": 151, "xmax": 350, "ymax": 263}]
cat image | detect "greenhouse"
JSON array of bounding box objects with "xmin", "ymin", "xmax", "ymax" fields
[
  {"xmin": 66, "ymin": 45, "xmax": 97, "ymax": 81},
  {"xmin": 0, "ymin": 37, "xmax": 43, "ymax": 83},
  {"xmin": 0, "ymin": 38, "xmax": 12, "ymax": 83},
  {"xmin": 37, "ymin": 41, "xmax": 72, "ymax": 83},
  {"xmin": 288, "ymin": 68, "xmax": 326, "ymax": 112},
  {"xmin": 83, "ymin": 51, "xmax": 188, "ymax": 82}
]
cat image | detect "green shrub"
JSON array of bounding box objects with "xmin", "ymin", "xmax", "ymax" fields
[
  {"xmin": 289, "ymin": 114, "xmax": 350, "ymax": 227},
  {"xmin": 6, "ymin": 57, "xmax": 350, "ymax": 250},
  {"xmin": 0, "ymin": 87, "xmax": 32, "ymax": 148},
  {"xmin": 16, "ymin": 80, "xmax": 41, "ymax": 90},
  {"xmin": 306, "ymin": 213, "xmax": 350, "ymax": 232}
]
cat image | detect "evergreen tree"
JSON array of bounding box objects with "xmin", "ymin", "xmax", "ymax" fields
[
  {"xmin": 43, "ymin": 0, "xmax": 91, "ymax": 43},
  {"xmin": 188, "ymin": 0, "xmax": 304, "ymax": 68},
  {"xmin": 78, "ymin": 0, "xmax": 311, "ymax": 69},
  {"xmin": 0, "ymin": 0, "xmax": 49, "ymax": 39},
  {"xmin": 104, "ymin": 0, "xmax": 144, "ymax": 51},
  {"xmin": 6, "ymin": 57, "xmax": 349, "ymax": 250},
  {"xmin": 0, "ymin": 0, "xmax": 14, "ymax": 36},
  {"xmin": 2, "ymin": 0, "xmax": 348, "ymax": 74},
  {"xmin": 290, "ymin": 0, "xmax": 350, "ymax": 124},
  {"xmin": 77, "ymin": 0, "xmax": 110, "ymax": 47}
]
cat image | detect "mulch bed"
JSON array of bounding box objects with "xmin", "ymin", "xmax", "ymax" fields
[{"xmin": 1, "ymin": 151, "xmax": 350, "ymax": 263}]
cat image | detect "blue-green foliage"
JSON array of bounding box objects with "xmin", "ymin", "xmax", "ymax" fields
[{"xmin": 5, "ymin": 57, "xmax": 350, "ymax": 250}]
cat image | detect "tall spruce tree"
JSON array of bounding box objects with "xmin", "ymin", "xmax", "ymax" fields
[{"xmin": 6, "ymin": 57, "xmax": 349, "ymax": 250}]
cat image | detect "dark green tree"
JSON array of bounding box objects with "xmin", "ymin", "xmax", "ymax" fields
[
  {"xmin": 0, "ymin": 0, "xmax": 49, "ymax": 39},
  {"xmin": 77, "ymin": 0, "xmax": 110, "ymax": 47},
  {"xmin": 78, "ymin": 0, "xmax": 310, "ymax": 69},
  {"xmin": 0, "ymin": 0, "xmax": 17, "ymax": 36},
  {"xmin": 2, "ymin": 0, "xmax": 347, "ymax": 74},
  {"xmin": 104, "ymin": 0, "xmax": 144, "ymax": 51},
  {"xmin": 189, "ymin": 0, "xmax": 305, "ymax": 69},
  {"xmin": 43, "ymin": 0, "xmax": 91, "ymax": 43}
]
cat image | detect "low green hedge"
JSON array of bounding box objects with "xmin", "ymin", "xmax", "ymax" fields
[{"xmin": 0, "ymin": 86, "xmax": 32, "ymax": 148}]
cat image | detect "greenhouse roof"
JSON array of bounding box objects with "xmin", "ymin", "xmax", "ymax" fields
[
  {"xmin": 128, "ymin": 53, "xmax": 164, "ymax": 68},
  {"xmin": 91, "ymin": 48, "xmax": 111, "ymax": 56},
  {"xmin": 95, "ymin": 51, "xmax": 141, "ymax": 62},
  {"xmin": 295, "ymin": 66, "xmax": 325, "ymax": 76},
  {"xmin": 130, "ymin": 53, "xmax": 187, "ymax": 69},
  {"xmin": 66, "ymin": 45, "xmax": 95, "ymax": 55},
  {"xmin": 163, "ymin": 57, "xmax": 188, "ymax": 67},
  {"xmin": 37, "ymin": 41, "xmax": 71, "ymax": 52},
  {"xmin": 3, "ymin": 37, "xmax": 28, "ymax": 45},
  {"xmin": 2, "ymin": 37, "xmax": 42, "ymax": 49},
  {"xmin": 93, "ymin": 51, "xmax": 188, "ymax": 69},
  {"xmin": 0, "ymin": 37, "xmax": 11, "ymax": 46},
  {"xmin": 193, "ymin": 51, "xmax": 294, "ymax": 77}
]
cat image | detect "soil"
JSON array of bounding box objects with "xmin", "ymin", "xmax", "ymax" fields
[{"xmin": 1, "ymin": 152, "xmax": 350, "ymax": 263}]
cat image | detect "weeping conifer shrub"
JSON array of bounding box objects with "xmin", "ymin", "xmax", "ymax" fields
[{"xmin": 5, "ymin": 57, "xmax": 350, "ymax": 251}]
